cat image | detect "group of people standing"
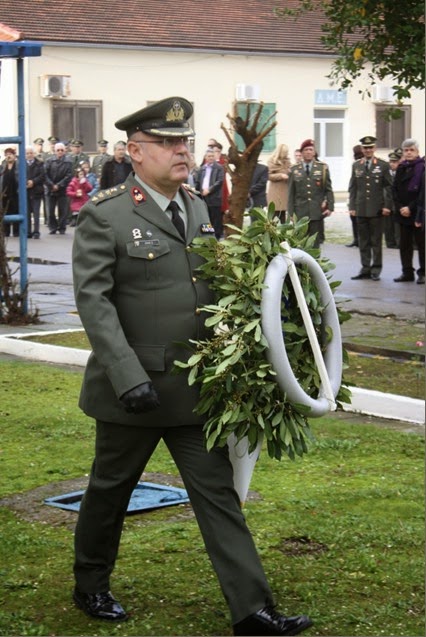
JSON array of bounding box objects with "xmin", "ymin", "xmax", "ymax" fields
[
  {"xmin": 0, "ymin": 137, "xmax": 132, "ymax": 238},
  {"xmin": 348, "ymin": 136, "xmax": 424, "ymax": 284}
]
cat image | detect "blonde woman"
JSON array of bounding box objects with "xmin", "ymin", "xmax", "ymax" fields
[{"xmin": 267, "ymin": 143, "xmax": 291, "ymax": 222}]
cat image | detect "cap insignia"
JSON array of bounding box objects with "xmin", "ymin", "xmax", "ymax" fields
[{"xmin": 165, "ymin": 100, "xmax": 185, "ymax": 122}]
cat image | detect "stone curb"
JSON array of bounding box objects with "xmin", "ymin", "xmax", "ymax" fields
[{"xmin": 0, "ymin": 329, "xmax": 424, "ymax": 427}]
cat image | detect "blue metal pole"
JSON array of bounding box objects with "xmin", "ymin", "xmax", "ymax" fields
[{"xmin": 17, "ymin": 56, "xmax": 28, "ymax": 313}]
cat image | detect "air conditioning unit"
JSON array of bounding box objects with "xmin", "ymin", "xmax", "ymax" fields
[
  {"xmin": 40, "ymin": 75, "xmax": 71, "ymax": 98},
  {"xmin": 235, "ymin": 83, "xmax": 260, "ymax": 102},
  {"xmin": 371, "ymin": 84, "xmax": 395, "ymax": 104}
]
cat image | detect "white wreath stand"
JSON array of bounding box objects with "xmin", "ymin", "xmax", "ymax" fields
[{"xmin": 228, "ymin": 241, "xmax": 343, "ymax": 504}]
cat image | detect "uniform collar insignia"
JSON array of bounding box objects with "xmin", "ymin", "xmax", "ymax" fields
[{"xmin": 131, "ymin": 187, "xmax": 146, "ymax": 204}]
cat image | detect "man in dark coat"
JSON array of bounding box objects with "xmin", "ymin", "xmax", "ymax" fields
[
  {"xmin": 26, "ymin": 146, "xmax": 45, "ymax": 238},
  {"xmin": 0, "ymin": 147, "xmax": 19, "ymax": 237},
  {"xmin": 249, "ymin": 162, "xmax": 268, "ymax": 208},
  {"xmin": 392, "ymin": 138, "xmax": 425, "ymax": 284},
  {"xmin": 100, "ymin": 141, "xmax": 132, "ymax": 189},
  {"xmin": 44, "ymin": 142, "xmax": 73, "ymax": 234},
  {"xmin": 71, "ymin": 96, "xmax": 311, "ymax": 637},
  {"xmin": 195, "ymin": 148, "xmax": 224, "ymax": 239}
]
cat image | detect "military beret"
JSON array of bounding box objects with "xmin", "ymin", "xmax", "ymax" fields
[
  {"xmin": 115, "ymin": 96, "xmax": 194, "ymax": 137},
  {"xmin": 389, "ymin": 147, "xmax": 403, "ymax": 160},
  {"xmin": 360, "ymin": 136, "xmax": 377, "ymax": 147},
  {"xmin": 48, "ymin": 135, "xmax": 59, "ymax": 143},
  {"xmin": 300, "ymin": 139, "xmax": 315, "ymax": 151},
  {"xmin": 33, "ymin": 137, "xmax": 44, "ymax": 144},
  {"xmin": 97, "ymin": 139, "xmax": 109, "ymax": 146}
]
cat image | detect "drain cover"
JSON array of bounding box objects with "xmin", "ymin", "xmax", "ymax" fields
[{"xmin": 44, "ymin": 481, "xmax": 189, "ymax": 514}]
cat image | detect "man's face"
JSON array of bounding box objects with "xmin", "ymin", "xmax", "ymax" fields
[
  {"xmin": 204, "ymin": 151, "xmax": 215, "ymax": 165},
  {"xmin": 389, "ymin": 159, "xmax": 400, "ymax": 170},
  {"xmin": 55, "ymin": 146, "xmax": 66, "ymax": 158},
  {"xmin": 362, "ymin": 146, "xmax": 375, "ymax": 159},
  {"xmin": 403, "ymin": 145, "xmax": 419, "ymax": 161},
  {"xmin": 128, "ymin": 135, "xmax": 190, "ymax": 195},
  {"xmin": 114, "ymin": 145, "xmax": 126, "ymax": 161},
  {"xmin": 26, "ymin": 149, "xmax": 35, "ymax": 161},
  {"xmin": 98, "ymin": 146, "xmax": 108, "ymax": 154},
  {"xmin": 301, "ymin": 146, "xmax": 315, "ymax": 162},
  {"xmin": 70, "ymin": 145, "xmax": 81, "ymax": 155}
]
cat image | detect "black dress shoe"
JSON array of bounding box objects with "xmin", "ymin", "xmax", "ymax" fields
[
  {"xmin": 417, "ymin": 275, "xmax": 425, "ymax": 284},
  {"xmin": 73, "ymin": 588, "xmax": 128, "ymax": 621},
  {"xmin": 49, "ymin": 230, "xmax": 57, "ymax": 235},
  {"xmin": 371, "ymin": 273, "xmax": 380, "ymax": 281},
  {"xmin": 393, "ymin": 275, "xmax": 414, "ymax": 282},
  {"xmin": 233, "ymin": 606, "xmax": 312, "ymax": 636},
  {"xmin": 351, "ymin": 272, "xmax": 371, "ymax": 280},
  {"xmin": 345, "ymin": 241, "xmax": 358, "ymax": 247}
]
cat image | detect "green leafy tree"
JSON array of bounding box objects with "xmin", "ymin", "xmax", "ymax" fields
[{"xmin": 275, "ymin": 0, "xmax": 425, "ymax": 102}]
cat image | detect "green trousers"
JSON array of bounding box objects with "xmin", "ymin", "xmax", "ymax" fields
[{"xmin": 74, "ymin": 421, "xmax": 273, "ymax": 624}]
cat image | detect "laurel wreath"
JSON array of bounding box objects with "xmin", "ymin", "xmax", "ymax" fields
[{"xmin": 174, "ymin": 206, "xmax": 351, "ymax": 461}]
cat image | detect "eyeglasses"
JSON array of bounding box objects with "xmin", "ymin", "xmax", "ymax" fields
[{"xmin": 134, "ymin": 137, "xmax": 190, "ymax": 149}]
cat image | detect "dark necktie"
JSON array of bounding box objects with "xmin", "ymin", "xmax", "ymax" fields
[
  {"xmin": 365, "ymin": 160, "xmax": 370, "ymax": 173},
  {"xmin": 305, "ymin": 164, "xmax": 310, "ymax": 176},
  {"xmin": 167, "ymin": 201, "xmax": 185, "ymax": 240}
]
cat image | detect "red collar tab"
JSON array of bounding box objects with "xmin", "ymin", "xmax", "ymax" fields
[{"xmin": 131, "ymin": 187, "xmax": 146, "ymax": 204}]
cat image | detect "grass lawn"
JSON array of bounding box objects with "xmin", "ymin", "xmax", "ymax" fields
[
  {"xmin": 0, "ymin": 359, "xmax": 424, "ymax": 636},
  {"xmin": 22, "ymin": 328, "xmax": 425, "ymax": 399}
]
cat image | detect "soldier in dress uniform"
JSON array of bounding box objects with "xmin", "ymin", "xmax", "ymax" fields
[
  {"xmin": 71, "ymin": 96, "xmax": 312, "ymax": 637},
  {"xmin": 68, "ymin": 139, "xmax": 90, "ymax": 171},
  {"xmin": 385, "ymin": 148, "xmax": 403, "ymax": 248},
  {"xmin": 349, "ymin": 136, "xmax": 393, "ymax": 281},
  {"xmin": 91, "ymin": 139, "xmax": 112, "ymax": 180},
  {"xmin": 45, "ymin": 135, "xmax": 59, "ymax": 159},
  {"xmin": 287, "ymin": 138, "xmax": 334, "ymax": 248},
  {"xmin": 32, "ymin": 137, "xmax": 47, "ymax": 162}
]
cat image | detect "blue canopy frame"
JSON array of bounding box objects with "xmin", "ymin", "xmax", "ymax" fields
[{"xmin": 0, "ymin": 41, "xmax": 42, "ymax": 313}]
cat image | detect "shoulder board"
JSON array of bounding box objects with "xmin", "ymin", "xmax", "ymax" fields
[
  {"xmin": 182, "ymin": 183, "xmax": 199, "ymax": 199},
  {"xmin": 91, "ymin": 183, "xmax": 127, "ymax": 204}
]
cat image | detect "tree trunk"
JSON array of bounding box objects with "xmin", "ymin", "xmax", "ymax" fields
[{"xmin": 221, "ymin": 101, "xmax": 277, "ymax": 235}]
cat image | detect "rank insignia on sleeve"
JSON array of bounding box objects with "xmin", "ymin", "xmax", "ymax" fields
[
  {"xmin": 200, "ymin": 223, "xmax": 215, "ymax": 234},
  {"xmin": 131, "ymin": 187, "xmax": 146, "ymax": 204}
]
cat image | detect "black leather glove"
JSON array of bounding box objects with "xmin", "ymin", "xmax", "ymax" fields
[{"xmin": 120, "ymin": 382, "xmax": 160, "ymax": 414}]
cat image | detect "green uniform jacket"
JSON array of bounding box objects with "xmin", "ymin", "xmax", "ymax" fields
[
  {"xmin": 348, "ymin": 157, "xmax": 392, "ymax": 216},
  {"xmin": 72, "ymin": 174, "xmax": 215, "ymax": 427},
  {"xmin": 287, "ymin": 160, "xmax": 334, "ymax": 220}
]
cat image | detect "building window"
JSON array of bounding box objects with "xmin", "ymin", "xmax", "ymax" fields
[
  {"xmin": 375, "ymin": 105, "xmax": 411, "ymax": 148},
  {"xmin": 52, "ymin": 100, "xmax": 103, "ymax": 153},
  {"xmin": 234, "ymin": 102, "xmax": 276, "ymax": 153}
]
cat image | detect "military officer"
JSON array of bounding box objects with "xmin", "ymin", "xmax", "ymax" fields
[
  {"xmin": 287, "ymin": 138, "xmax": 334, "ymax": 247},
  {"xmin": 32, "ymin": 137, "xmax": 47, "ymax": 162},
  {"xmin": 91, "ymin": 139, "xmax": 112, "ymax": 179},
  {"xmin": 71, "ymin": 96, "xmax": 312, "ymax": 636},
  {"xmin": 349, "ymin": 136, "xmax": 393, "ymax": 281},
  {"xmin": 68, "ymin": 139, "xmax": 90, "ymax": 170}
]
